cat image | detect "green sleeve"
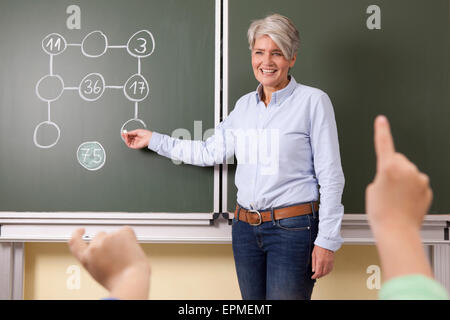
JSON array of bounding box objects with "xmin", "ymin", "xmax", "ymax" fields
[{"xmin": 379, "ymin": 274, "xmax": 449, "ymax": 300}]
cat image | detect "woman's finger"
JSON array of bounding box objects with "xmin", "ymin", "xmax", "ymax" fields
[
  {"xmin": 311, "ymin": 249, "xmax": 316, "ymax": 274},
  {"xmin": 312, "ymin": 258, "xmax": 323, "ymax": 279}
]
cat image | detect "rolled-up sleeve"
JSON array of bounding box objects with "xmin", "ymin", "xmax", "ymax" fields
[{"xmin": 309, "ymin": 93, "xmax": 345, "ymax": 252}]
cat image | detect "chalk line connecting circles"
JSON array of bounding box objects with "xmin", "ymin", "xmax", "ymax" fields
[{"xmin": 34, "ymin": 29, "xmax": 155, "ymax": 170}]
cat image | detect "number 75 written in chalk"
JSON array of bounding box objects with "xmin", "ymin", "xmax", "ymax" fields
[{"xmin": 80, "ymin": 148, "xmax": 103, "ymax": 163}]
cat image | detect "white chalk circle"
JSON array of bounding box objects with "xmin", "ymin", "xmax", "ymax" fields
[
  {"xmin": 123, "ymin": 74, "xmax": 149, "ymax": 102},
  {"xmin": 81, "ymin": 31, "xmax": 108, "ymax": 58},
  {"xmin": 36, "ymin": 74, "xmax": 65, "ymax": 102},
  {"xmin": 127, "ymin": 29, "xmax": 155, "ymax": 58},
  {"xmin": 42, "ymin": 33, "xmax": 67, "ymax": 56},
  {"xmin": 77, "ymin": 141, "xmax": 106, "ymax": 171},
  {"xmin": 120, "ymin": 118, "xmax": 147, "ymax": 142},
  {"xmin": 79, "ymin": 73, "xmax": 106, "ymax": 101},
  {"xmin": 33, "ymin": 121, "xmax": 61, "ymax": 149}
]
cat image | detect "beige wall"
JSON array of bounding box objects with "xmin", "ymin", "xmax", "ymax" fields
[{"xmin": 24, "ymin": 243, "xmax": 381, "ymax": 300}]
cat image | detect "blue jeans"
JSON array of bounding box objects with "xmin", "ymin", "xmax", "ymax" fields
[{"xmin": 232, "ymin": 208, "xmax": 319, "ymax": 300}]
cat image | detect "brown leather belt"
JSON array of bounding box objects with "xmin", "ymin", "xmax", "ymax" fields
[{"xmin": 235, "ymin": 202, "xmax": 319, "ymax": 226}]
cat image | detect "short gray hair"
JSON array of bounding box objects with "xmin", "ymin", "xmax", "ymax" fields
[{"xmin": 247, "ymin": 14, "xmax": 300, "ymax": 61}]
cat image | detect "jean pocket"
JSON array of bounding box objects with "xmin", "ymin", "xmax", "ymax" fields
[{"xmin": 275, "ymin": 215, "xmax": 311, "ymax": 231}]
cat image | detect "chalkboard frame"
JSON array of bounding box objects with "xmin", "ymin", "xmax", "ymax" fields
[
  {"xmin": 221, "ymin": 0, "xmax": 450, "ymax": 216},
  {"xmin": 0, "ymin": 0, "xmax": 223, "ymax": 240}
]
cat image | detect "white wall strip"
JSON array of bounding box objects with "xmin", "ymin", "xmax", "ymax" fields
[
  {"xmin": 213, "ymin": 0, "xmax": 222, "ymax": 214},
  {"xmin": 222, "ymin": 0, "xmax": 229, "ymax": 214}
]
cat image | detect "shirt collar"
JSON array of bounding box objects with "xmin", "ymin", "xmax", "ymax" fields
[{"xmin": 255, "ymin": 75, "xmax": 297, "ymax": 106}]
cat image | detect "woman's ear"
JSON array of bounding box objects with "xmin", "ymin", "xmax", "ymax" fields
[{"xmin": 289, "ymin": 54, "xmax": 297, "ymax": 68}]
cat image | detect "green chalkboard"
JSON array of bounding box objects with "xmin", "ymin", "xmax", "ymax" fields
[
  {"xmin": 0, "ymin": 0, "xmax": 216, "ymax": 212},
  {"xmin": 227, "ymin": 0, "xmax": 450, "ymax": 214}
]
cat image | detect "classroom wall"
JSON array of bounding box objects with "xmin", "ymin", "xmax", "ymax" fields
[{"xmin": 24, "ymin": 243, "xmax": 382, "ymax": 300}]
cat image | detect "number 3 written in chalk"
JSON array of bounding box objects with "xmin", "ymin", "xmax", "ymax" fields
[{"xmin": 135, "ymin": 38, "xmax": 147, "ymax": 54}]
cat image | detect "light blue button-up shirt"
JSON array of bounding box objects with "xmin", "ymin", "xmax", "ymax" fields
[{"xmin": 149, "ymin": 76, "xmax": 345, "ymax": 251}]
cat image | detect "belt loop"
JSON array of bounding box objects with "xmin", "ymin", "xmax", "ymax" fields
[
  {"xmin": 271, "ymin": 207, "xmax": 276, "ymax": 226},
  {"xmin": 236, "ymin": 205, "xmax": 241, "ymax": 221},
  {"xmin": 311, "ymin": 201, "xmax": 317, "ymax": 219}
]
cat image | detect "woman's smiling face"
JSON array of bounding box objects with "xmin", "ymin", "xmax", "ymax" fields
[{"xmin": 251, "ymin": 35, "xmax": 296, "ymax": 93}]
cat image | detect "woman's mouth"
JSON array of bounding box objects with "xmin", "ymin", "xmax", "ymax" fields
[{"xmin": 260, "ymin": 68, "xmax": 277, "ymax": 75}]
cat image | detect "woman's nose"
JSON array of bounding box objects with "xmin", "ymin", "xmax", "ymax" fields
[{"xmin": 262, "ymin": 52, "xmax": 272, "ymax": 64}]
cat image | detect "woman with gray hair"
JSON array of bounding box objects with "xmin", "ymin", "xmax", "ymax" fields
[{"xmin": 123, "ymin": 14, "xmax": 345, "ymax": 300}]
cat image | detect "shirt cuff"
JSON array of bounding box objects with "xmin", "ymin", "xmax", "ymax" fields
[
  {"xmin": 148, "ymin": 132, "xmax": 163, "ymax": 152},
  {"xmin": 314, "ymin": 235, "xmax": 343, "ymax": 252}
]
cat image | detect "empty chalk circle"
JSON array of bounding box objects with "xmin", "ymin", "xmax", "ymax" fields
[
  {"xmin": 33, "ymin": 121, "xmax": 61, "ymax": 149},
  {"xmin": 77, "ymin": 141, "xmax": 106, "ymax": 171},
  {"xmin": 36, "ymin": 74, "xmax": 65, "ymax": 102},
  {"xmin": 42, "ymin": 33, "xmax": 67, "ymax": 56},
  {"xmin": 81, "ymin": 31, "xmax": 108, "ymax": 58}
]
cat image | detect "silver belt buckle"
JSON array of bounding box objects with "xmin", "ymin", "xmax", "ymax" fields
[{"xmin": 248, "ymin": 209, "xmax": 262, "ymax": 226}]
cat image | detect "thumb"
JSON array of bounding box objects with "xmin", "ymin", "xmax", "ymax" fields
[{"xmin": 68, "ymin": 228, "xmax": 88, "ymax": 262}]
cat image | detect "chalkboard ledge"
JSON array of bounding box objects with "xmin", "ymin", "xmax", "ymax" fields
[
  {"xmin": 0, "ymin": 212, "xmax": 233, "ymax": 244},
  {"xmin": 0, "ymin": 212, "xmax": 448, "ymax": 245}
]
